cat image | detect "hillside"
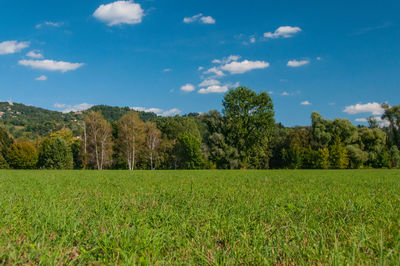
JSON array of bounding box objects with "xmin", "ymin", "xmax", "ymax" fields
[{"xmin": 0, "ymin": 102, "xmax": 159, "ymax": 139}]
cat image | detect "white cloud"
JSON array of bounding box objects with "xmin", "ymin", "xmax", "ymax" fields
[
  {"xmin": 355, "ymin": 116, "xmax": 390, "ymax": 127},
  {"xmin": 198, "ymin": 66, "xmax": 204, "ymax": 71},
  {"xmin": 162, "ymin": 68, "xmax": 172, "ymax": 72},
  {"xmin": 287, "ymin": 60, "xmax": 310, "ymax": 67},
  {"xmin": 180, "ymin": 83, "xmax": 195, "ymax": 92},
  {"xmin": 54, "ymin": 102, "xmax": 93, "ymax": 113},
  {"xmin": 200, "ymin": 16, "xmax": 215, "ymax": 24},
  {"xmin": 264, "ymin": 26, "xmax": 302, "ymax": 39},
  {"xmin": 199, "ymin": 79, "xmax": 220, "ymax": 87},
  {"xmin": 355, "ymin": 118, "xmax": 368, "ymax": 122},
  {"xmin": 54, "ymin": 103, "xmax": 66, "ymax": 108},
  {"xmin": 131, "ymin": 106, "xmax": 163, "ymax": 113},
  {"xmin": 301, "ymin": 100, "xmax": 311, "ymax": 105},
  {"xmin": 198, "ymin": 82, "xmax": 239, "ymax": 94},
  {"xmin": 18, "ymin": 59, "xmax": 84, "ymax": 72},
  {"xmin": 131, "ymin": 106, "xmax": 181, "ymax": 116},
  {"xmin": 0, "ymin": 41, "xmax": 29, "ymax": 55},
  {"xmin": 35, "ymin": 75, "xmax": 47, "ymax": 81},
  {"xmin": 221, "ymin": 60, "xmax": 269, "ymax": 74},
  {"xmin": 93, "ymin": 1, "xmax": 144, "ymax": 26},
  {"xmin": 198, "ymin": 85, "xmax": 228, "ymax": 94},
  {"xmin": 161, "ymin": 108, "xmax": 181, "ymax": 116},
  {"xmin": 281, "ymin": 91, "xmax": 290, "ymax": 96},
  {"xmin": 204, "ymin": 66, "xmax": 225, "ymax": 77},
  {"xmin": 213, "ymin": 55, "xmax": 241, "ymax": 64},
  {"xmin": 344, "ymin": 102, "xmax": 384, "ymax": 115},
  {"xmin": 26, "ymin": 50, "xmax": 43, "ymax": 59},
  {"xmin": 249, "ymin": 36, "xmax": 256, "ymax": 43},
  {"xmin": 36, "ymin": 21, "xmax": 63, "ymax": 29},
  {"xmin": 316, "ymin": 56, "xmax": 322, "ymax": 61},
  {"xmin": 184, "ymin": 13, "xmax": 215, "ymax": 24}
]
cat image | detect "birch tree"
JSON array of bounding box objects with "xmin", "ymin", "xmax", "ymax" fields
[
  {"xmin": 85, "ymin": 111, "xmax": 113, "ymax": 170},
  {"xmin": 117, "ymin": 112, "xmax": 144, "ymax": 170},
  {"xmin": 144, "ymin": 121, "xmax": 161, "ymax": 169}
]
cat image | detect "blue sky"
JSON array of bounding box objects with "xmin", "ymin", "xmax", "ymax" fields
[{"xmin": 0, "ymin": 0, "xmax": 399, "ymax": 126}]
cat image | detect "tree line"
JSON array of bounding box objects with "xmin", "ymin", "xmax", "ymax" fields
[{"xmin": 0, "ymin": 86, "xmax": 399, "ymax": 170}]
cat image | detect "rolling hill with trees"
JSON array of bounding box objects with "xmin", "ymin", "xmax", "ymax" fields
[{"xmin": 1, "ymin": 87, "xmax": 399, "ymax": 170}]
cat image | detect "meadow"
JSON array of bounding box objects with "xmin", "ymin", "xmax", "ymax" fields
[{"xmin": 0, "ymin": 170, "xmax": 399, "ymax": 264}]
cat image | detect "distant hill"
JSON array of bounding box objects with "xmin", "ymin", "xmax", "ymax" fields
[
  {"xmin": 87, "ymin": 105, "xmax": 158, "ymax": 122},
  {"xmin": 0, "ymin": 102, "xmax": 158, "ymax": 139}
]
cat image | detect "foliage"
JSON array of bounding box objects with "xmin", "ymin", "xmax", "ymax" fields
[
  {"xmin": 38, "ymin": 137, "xmax": 73, "ymax": 169},
  {"xmin": 117, "ymin": 112, "xmax": 145, "ymax": 170},
  {"xmin": 329, "ymin": 136, "xmax": 349, "ymax": 169},
  {"xmin": 222, "ymin": 87, "xmax": 275, "ymax": 168},
  {"xmin": 175, "ymin": 133, "xmax": 204, "ymax": 169},
  {"xmin": 84, "ymin": 111, "xmax": 113, "ymax": 170},
  {"xmin": 6, "ymin": 141, "xmax": 38, "ymax": 169},
  {"xmin": 1, "ymin": 91, "xmax": 400, "ymax": 170}
]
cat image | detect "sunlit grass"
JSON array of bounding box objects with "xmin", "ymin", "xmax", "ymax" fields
[{"xmin": 0, "ymin": 170, "xmax": 399, "ymax": 264}]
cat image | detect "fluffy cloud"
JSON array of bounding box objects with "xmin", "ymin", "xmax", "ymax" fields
[
  {"xmin": 287, "ymin": 60, "xmax": 310, "ymax": 67},
  {"xmin": 221, "ymin": 60, "xmax": 269, "ymax": 74},
  {"xmin": 131, "ymin": 106, "xmax": 181, "ymax": 116},
  {"xmin": 161, "ymin": 108, "xmax": 181, "ymax": 116},
  {"xmin": 0, "ymin": 41, "xmax": 29, "ymax": 55},
  {"xmin": 212, "ymin": 55, "xmax": 240, "ymax": 64},
  {"xmin": 198, "ymin": 85, "xmax": 228, "ymax": 94},
  {"xmin": 54, "ymin": 103, "xmax": 93, "ymax": 113},
  {"xmin": 198, "ymin": 82, "xmax": 239, "ymax": 94},
  {"xmin": 93, "ymin": 1, "xmax": 144, "ymax": 26},
  {"xmin": 203, "ymin": 67, "xmax": 225, "ymax": 77},
  {"xmin": 35, "ymin": 75, "xmax": 47, "ymax": 81},
  {"xmin": 18, "ymin": 59, "xmax": 84, "ymax": 72},
  {"xmin": 264, "ymin": 26, "xmax": 302, "ymax": 38},
  {"xmin": 36, "ymin": 21, "xmax": 63, "ymax": 29},
  {"xmin": 198, "ymin": 79, "xmax": 220, "ymax": 87},
  {"xmin": 26, "ymin": 50, "xmax": 43, "ymax": 59},
  {"xmin": 301, "ymin": 100, "xmax": 311, "ymax": 105},
  {"xmin": 344, "ymin": 102, "xmax": 384, "ymax": 115},
  {"xmin": 180, "ymin": 83, "xmax": 195, "ymax": 92},
  {"xmin": 183, "ymin": 13, "xmax": 215, "ymax": 24}
]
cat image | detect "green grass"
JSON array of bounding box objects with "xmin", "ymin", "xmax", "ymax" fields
[{"xmin": 0, "ymin": 170, "xmax": 400, "ymax": 264}]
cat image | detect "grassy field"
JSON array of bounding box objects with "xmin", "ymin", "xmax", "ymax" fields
[{"xmin": 0, "ymin": 170, "xmax": 399, "ymax": 264}]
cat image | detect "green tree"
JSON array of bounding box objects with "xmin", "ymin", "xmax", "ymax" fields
[
  {"xmin": 84, "ymin": 111, "xmax": 113, "ymax": 170},
  {"xmin": 0, "ymin": 154, "xmax": 9, "ymax": 169},
  {"xmin": 0, "ymin": 125, "xmax": 13, "ymax": 156},
  {"xmin": 175, "ymin": 133, "xmax": 204, "ymax": 169},
  {"xmin": 6, "ymin": 141, "xmax": 38, "ymax": 169},
  {"xmin": 346, "ymin": 144, "xmax": 368, "ymax": 169},
  {"xmin": 117, "ymin": 112, "xmax": 145, "ymax": 170},
  {"xmin": 329, "ymin": 136, "xmax": 349, "ymax": 169},
  {"xmin": 222, "ymin": 87, "xmax": 275, "ymax": 168},
  {"xmin": 38, "ymin": 137, "xmax": 73, "ymax": 169}
]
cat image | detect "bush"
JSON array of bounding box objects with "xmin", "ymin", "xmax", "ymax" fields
[
  {"xmin": 6, "ymin": 141, "xmax": 38, "ymax": 169},
  {"xmin": 38, "ymin": 137, "xmax": 73, "ymax": 169}
]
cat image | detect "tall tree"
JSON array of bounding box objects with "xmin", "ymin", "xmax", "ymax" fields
[
  {"xmin": 117, "ymin": 112, "xmax": 145, "ymax": 170},
  {"xmin": 85, "ymin": 111, "xmax": 113, "ymax": 170},
  {"xmin": 175, "ymin": 133, "xmax": 204, "ymax": 169},
  {"xmin": 222, "ymin": 86, "xmax": 275, "ymax": 168},
  {"xmin": 144, "ymin": 122, "xmax": 161, "ymax": 170},
  {"xmin": 382, "ymin": 104, "xmax": 400, "ymax": 147},
  {"xmin": 38, "ymin": 137, "xmax": 73, "ymax": 169}
]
